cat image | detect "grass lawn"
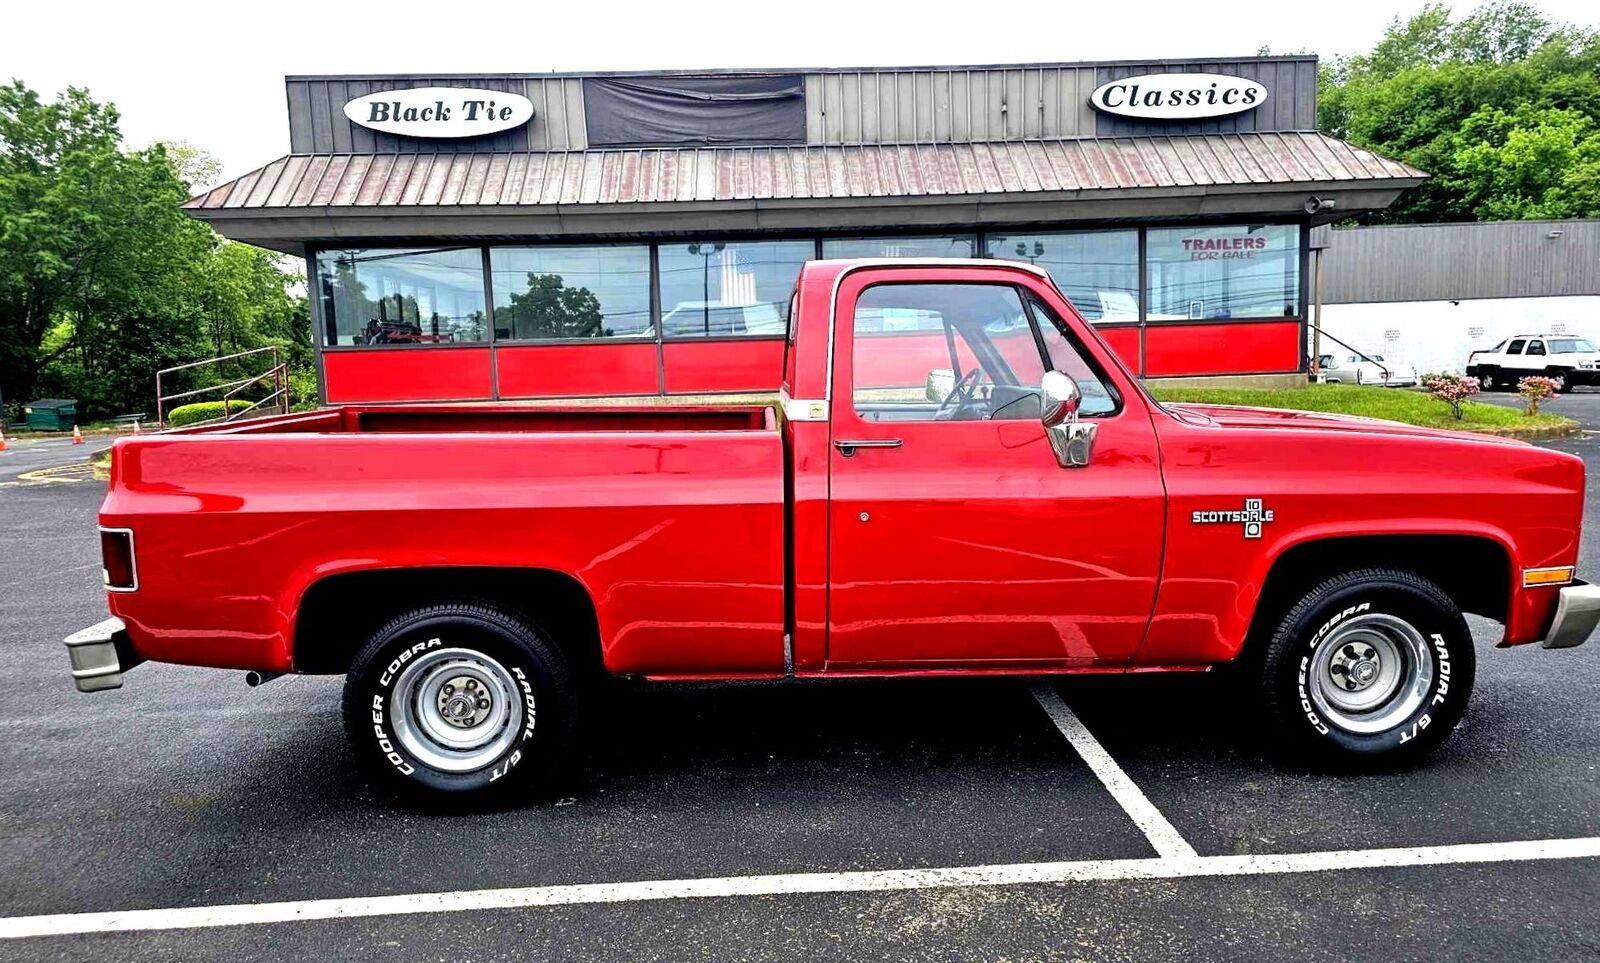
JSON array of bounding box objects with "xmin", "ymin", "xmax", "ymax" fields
[{"xmin": 1148, "ymin": 383, "xmax": 1576, "ymax": 437}]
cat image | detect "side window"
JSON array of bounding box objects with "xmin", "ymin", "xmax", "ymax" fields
[
  {"xmin": 851, "ymin": 283, "xmax": 1044, "ymax": 423},
  {"xmin": 1526, "ymin": 340, "xmax": 1547, "ymax": 356},
  {"xmin": 1507, "ymin": 339, "xmax": 1527, "ymax": 355},
  {"xmin": 1024, "ymin": 295, "xmax": 1118, "ymax": 417}
]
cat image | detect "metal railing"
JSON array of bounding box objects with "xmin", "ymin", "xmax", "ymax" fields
[
  {"xmin": 155, "ymin": 346, "xmax": 288, "ymax": 427},
  {"xmin": 1306, "ymin": 322, "xmax": 1391, "ymax": 381}
]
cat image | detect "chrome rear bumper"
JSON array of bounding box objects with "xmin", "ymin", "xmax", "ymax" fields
[
  {"xmin": 1542, "ymin": 581, "xmax": 1600, "ymax": 649},
  {"xmin": 63, "ymin": 617, "xmax": 143, "ymax": 692}
]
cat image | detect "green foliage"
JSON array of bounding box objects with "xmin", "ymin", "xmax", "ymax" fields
[
  {"xmin": 168, "ymin": 400, "xmax": 247, "ymax": 426},
  {"xmin": 0, "ymin": 81, "xmax": 309, "ymax": 420},
  {"xmin": 493, "ymin": 273, "xmax": 606, "ymax": 339},
  {"xmin": 1321, "ymin": 2, "xmax": 1600, "ymax": 222},
  {"xmin": 1148, "ymin": 383, "xmax": 1572, "ymax": 434}
]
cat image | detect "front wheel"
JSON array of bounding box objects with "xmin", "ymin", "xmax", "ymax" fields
[
  {"xmin": 1257, "ymin": 568, "xmax": 1474, "ymax": 766},
  {"xmin": 342, "ymin": 602, "xmax": 578, "ymax": 799}
]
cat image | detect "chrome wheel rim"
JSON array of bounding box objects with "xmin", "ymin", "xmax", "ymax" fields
[
  {"xmin": 1308, "ymin": 613, "xmax": 1434, "ymax": 735},
  {"xmin": 390, "ymin": 647, "xmax": 522, "ymax": 773}
]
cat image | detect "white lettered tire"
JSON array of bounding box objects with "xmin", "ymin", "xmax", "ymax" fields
[
  {"xmin": 342, "ymin": 602, "xmax": 577, "ymax": 799},
  {"xmin": 1258, "ymin": 568, "xmax": 1475, "ymax": 765}
]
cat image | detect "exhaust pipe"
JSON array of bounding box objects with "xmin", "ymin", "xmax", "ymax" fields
[{"xmin": 244, "ymin": 670, "xmax": 283, "ymax": 687}]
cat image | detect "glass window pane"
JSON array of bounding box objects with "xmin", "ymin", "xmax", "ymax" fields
[
  {"xmin": 851, "ymin": 283, "xmax": 1042, "ymax": 423},
  {"xmin": 490, "ymin": 245, "xmax": 652, "ymax": 341},
  {"xmin": 658, "ymin": 240, "xmax": 811, "ymax": 338},
  {"xmin": 823, "ymin": 235, "xmax": 976, "ymax": 260},
  {"xmin": 986, "ymin": 231, "xmax": 1138, "ymax": 323},
  {"xmin": 1026, "ymin": 295, "xmax": 1117, "ymax": 417},
  {"xmin": 1146, "ymin": 225, "xmax": 1300, "ymax": 321},
  {"xmin": 316, "ymin": 247, "xmax": 487, "ymax": 347}
]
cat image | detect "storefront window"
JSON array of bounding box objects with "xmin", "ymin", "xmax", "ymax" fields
[
  {"xmin": 316, "ymin": 247, "xmax": 488, "ymax": 346},
  {"xmin": 985, "ymin": 231, "xmax": 1139, "ymax": 322},
  {"xmin": 1146, "ymin": 225, "xmax": 1300, "ymax": 321},
  {"xmin": 823, "ymin": 235, "xmax": 976, "ymax": 259},
  {"xmin": 658, "ymin": 240, "xmax": 812, "ymax": 338},
  {"xmin": 490, "ymin": 245, "xmax": 652, "ymax": 341}
]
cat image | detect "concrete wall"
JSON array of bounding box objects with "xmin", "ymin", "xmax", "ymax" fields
[{"xmin": 1317, "ymin": 295, "xmax": 1600, "ymax": 375}]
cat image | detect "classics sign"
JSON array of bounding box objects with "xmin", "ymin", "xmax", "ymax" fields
[
  {"xmin": 1088, "ymin": 72, "xmax": 1267, "ymax": 120},
  {"xmin": 343, "ymin": 87, "xmax": 535, "ymax": 138}
]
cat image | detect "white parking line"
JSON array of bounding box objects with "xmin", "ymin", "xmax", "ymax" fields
[
  {"xmin": 3, "ymin": 836, "xmax": 1599, "ymax": 939},
  {"xmin": 1027, "ymin": 682, "xmax": 1198, "ymax": 859}
]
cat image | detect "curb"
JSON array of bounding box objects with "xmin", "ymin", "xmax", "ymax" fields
[{"xmin": 1453, "ymin": 418, "xmax": 1581, "ymax": 440}]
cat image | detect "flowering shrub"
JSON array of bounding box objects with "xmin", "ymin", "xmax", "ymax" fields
[
  {"xmin": 1421, "ymin": 373, "xmax": 1480, "ymax": 420},
  {"xmin": 1517, "ymin": 375, "xmax": 1561, "ymax": 416}
]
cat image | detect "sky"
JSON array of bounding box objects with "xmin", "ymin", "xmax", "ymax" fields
[{"xmin": 4, "ymin": 0, "xmax": 1599, "ymax": 192}]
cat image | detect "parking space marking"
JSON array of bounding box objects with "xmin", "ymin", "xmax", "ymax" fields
[
  {"xmin": 1027, "ymin": 682, "xmax": 1198, "ymax": 859},
  {"xmin": 3, "ymin": 836, "xmax": 1599, "ymax": 939}
]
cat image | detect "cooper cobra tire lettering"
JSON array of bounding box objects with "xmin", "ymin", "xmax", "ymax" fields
[
  {"xmin": 368, "ymin": 693, "xmax": 414, "ymax": 776},
  {"xmin": 1296, "ymin": 656, "xmax": 1330, "ymax": 734}
]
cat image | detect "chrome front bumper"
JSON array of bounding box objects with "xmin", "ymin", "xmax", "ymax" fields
[
  {"xmin": 63, "ymin": 616, "xmax": 143, "ymax": 692},
  {"xmin": 1543, "ymin": 581, "xmax": 1600, "ymax": 649}
]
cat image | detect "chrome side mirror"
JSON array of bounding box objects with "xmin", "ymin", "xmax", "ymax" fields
[{"xmin": 1040, "ymin": 370, "xmax": 1097, "ymax": 468}]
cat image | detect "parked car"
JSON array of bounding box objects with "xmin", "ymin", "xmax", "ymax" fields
[
  {"xmin": 65, "ymin": 259, "xmax": 1597, "ymax": 801},
  {"xmin": 1466, "ymin": 334, "xmax": 1600, "ymax": 392},
  {"xmin": 1316, "ymin": 353, "xmax": 1419, "ymax": 387}
]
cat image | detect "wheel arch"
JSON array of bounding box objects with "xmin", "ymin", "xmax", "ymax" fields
[
  {"xmin": 1242, "ymin": 532, "xmax": 1512, "ymax": 660},
  {"xmin": 292, "ymin": 566, "xmax": 604, "ymax": 680}
]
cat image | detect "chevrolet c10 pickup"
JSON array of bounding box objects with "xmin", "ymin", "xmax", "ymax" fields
[{"xmin": 65, "ymin": 258, "xmax": 1600, "ymax": 799}]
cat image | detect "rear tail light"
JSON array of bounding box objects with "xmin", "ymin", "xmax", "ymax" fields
[{"xmin": 100, "ymin": 528, "xmax": 138, "ymax": 592}]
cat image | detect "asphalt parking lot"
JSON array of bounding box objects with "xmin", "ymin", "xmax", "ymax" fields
[{"xmin": 3, "ymin": 425, "xmax": 1600, "ymax": 961}]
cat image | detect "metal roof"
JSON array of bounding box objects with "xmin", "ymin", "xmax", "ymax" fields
[{"xmin": 186, "ymin": 133, "xmax": 1424, "ymax": 213}]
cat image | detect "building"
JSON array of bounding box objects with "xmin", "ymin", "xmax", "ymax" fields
[
  {"xmin": 186, "ymin": 57, "xmax": 1426, "ymax": 404},
  {"xmin": 1313, "ymin": 219, "xmax": 1600, "ymax": 376}
]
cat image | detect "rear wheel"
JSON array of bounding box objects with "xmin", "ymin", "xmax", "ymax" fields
[
  {"xmin": 1476, "ymin": 367, "xmax": 1497, "ymax": 390},
  {"xmin": 342, "ymin": 601, "xmax": 578, "ymax": 799},
  {"xmin": 1257, "ymin": 568, "xmax": 1474, "ymax": 766}
]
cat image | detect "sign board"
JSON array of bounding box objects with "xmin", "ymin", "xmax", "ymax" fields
[
  {"xmin": 1089, "ymin": 72, "xmax": 1267, "ymax": 120},
  {"xmin": 344, "ymin": 87, "xmax": 534, "ymax": 138}
]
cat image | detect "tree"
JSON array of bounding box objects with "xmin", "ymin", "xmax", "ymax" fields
[
  {"xmin": 1, "ymin": 80, "xmax": 309, "ymax": 417},
  {"xmin": 1319, "ymin": 3, "xmax": 1600, "ymax": 223},
  {"xmin": 494, "ymin": 273, "xmax": 606, "ymax": 339}
]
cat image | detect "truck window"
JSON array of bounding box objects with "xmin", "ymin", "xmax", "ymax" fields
[
  {"xmin": 1022, "ymin": 294, "xmax": 1118, "ymax": 417},
  {"xmin": 1507, "ymin": 339, "xmax": 1527, "ymax": 355},
  {"xmin": 1526, "ymin": 340, "xmax": 1546, "ymax": 356},
  {"xmin": 851, "ymin": 283, "xmax": 1044, "ymax": 423}
]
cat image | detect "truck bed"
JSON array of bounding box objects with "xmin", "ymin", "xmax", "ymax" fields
[{"xmin": 103, "ymin": 403, "xmax": 786, "ymax": 679}]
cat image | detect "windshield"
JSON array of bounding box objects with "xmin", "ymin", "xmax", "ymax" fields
[{"xmin": 1550, "ymin": 338, "xmax": 1596, "ymax": 354}]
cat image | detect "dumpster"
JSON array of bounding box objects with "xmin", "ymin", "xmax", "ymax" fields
[{"xmin": 23, "ymin": 399, "xmax": 77, "ymax": 431}]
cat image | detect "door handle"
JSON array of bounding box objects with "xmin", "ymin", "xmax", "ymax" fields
[{"xmin": 834, "ymin": 438, "xmax": 903, "ymax": 456}]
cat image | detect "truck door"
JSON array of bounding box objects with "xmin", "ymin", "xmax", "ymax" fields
[{"xmin": 825, "ymin": 267, "xmax": 1165, "ymax": 669}]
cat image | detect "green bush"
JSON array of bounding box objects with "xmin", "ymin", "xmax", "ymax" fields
[{"xmin": 167, "ymin": 400, "xmax": 253, "ymax": 427}]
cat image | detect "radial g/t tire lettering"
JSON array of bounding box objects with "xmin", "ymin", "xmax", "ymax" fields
[
  {"xmin": 341, "ymin": 602, "xmax": 578, "ymax": 799},
  {"xmin": 1258, "ymin": 568, "xmax": 1475, "ymax": 767}
]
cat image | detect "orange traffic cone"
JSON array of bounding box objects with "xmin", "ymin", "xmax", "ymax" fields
[
  {"xmin": 0, "ymin": 429, "xmax": 8, "ymax": 452},
  {"xmin": 72, "ymin": 425, "xmax": 84, "ymax": 445}
]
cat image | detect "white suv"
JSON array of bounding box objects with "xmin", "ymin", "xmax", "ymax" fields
[{"xmin": 1465, "ymin": 334, "xmax": 1600, "ymax": 392}]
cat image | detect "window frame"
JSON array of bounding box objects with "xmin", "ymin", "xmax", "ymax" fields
[
  {"xmin": 313, "ymin": 244, "xmax": 494, "ymax": 350},
  {"xmin": 1019, "ymin": 288, "xmax": 1124, "ymax": 419},
  {"xmin": 656, "ymin": 237, "xmax": 815, "ymax": 344},
  {"xmin": 488, "ymin": 241, "xmax": 657, "ymax": 346}
]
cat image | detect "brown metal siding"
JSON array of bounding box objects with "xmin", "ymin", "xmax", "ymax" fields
[
  {"xmin": 286, "ymin": 76, "xmax": 589, "ymax": 154},
  {"xmin": 1318, "ymin": 220, "xmax": 1600, "ymax": 304},
  {"xmin": 1090, "ymin": 58, "xmax": 1319, "ymax": 136}
]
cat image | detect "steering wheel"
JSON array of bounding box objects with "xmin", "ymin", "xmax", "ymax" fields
[{"xmin": 934, "ymin": 367, "xmax": 985, "ymax": 420}]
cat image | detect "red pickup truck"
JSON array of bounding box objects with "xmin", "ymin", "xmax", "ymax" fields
[{"xmin": 66, "ymin": 258, "xmax": 1600, "ymax": 799}]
